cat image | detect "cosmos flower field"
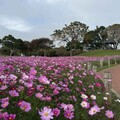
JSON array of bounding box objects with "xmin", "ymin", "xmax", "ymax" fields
[{"xmin": 0, "ymin": 56, "xmax": 120, "ymax": 120}]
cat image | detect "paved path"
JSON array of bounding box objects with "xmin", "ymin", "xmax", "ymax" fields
[{"xmin": 99, "ymin": 65, "xmax": 120, "ymax": 96}]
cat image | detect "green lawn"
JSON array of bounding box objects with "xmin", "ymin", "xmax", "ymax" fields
[{"xmin": 80, "ymin": 50, "xmax": 120, "ymax": 56}]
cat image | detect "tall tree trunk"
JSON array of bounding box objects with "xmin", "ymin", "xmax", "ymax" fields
[
  {"xmin": 70, "ymin": 49, "xmax": 72, "ymax": 56},
  {"xmin": 70, "ymin": 42, "xmax": 73, "ymax": 56},
  {"xmin": 44, "ymin": 49, "xmax": 46, "ymax": 56},
  {"xmin": 10, "ymin": 49, "xmax": 14, "ymax": 56}
]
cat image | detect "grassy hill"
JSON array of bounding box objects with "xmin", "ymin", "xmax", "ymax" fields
[{"xmin": 80, "ymin": 50, "xmax": 120, "ymax": 56}]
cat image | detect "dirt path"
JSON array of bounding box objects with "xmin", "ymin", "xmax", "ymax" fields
[{"xmin": 99, "ymin": 65, "xmax": 120, "ymax": 95}]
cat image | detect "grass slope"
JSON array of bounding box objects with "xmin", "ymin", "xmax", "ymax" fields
[{"xmin": 80, "ymin": 50, "xmax": 120, "ymax": 56}]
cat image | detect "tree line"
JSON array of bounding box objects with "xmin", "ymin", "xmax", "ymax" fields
[
  {"xmin": 0, "ymin": 21, "xmax": 120, "ymax": 56},
  {"xmin": 0, "ymin": 35, "xmax": 53, "ymax": 56}
]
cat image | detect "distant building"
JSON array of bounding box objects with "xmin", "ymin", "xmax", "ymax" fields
[
  {"xmin": 104, "ymin": 39, "xmax": 117, "ymax": 49},
  {"xmin": 117, "ymin": 43, "xmax": 120, "ymax": 50}
]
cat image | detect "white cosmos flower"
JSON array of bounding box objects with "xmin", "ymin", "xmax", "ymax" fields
[
  {"xmin": 90, "ymin": 95, "xmax": 96, "ymax": 100},
  {"xmin": 81, "ymin": 94, "xmax": 88, "ymax": 99},
  {"xmin": 81, "ymin": 101, "xmax": 88, "ymax": 108},
  {"xmin": 103, "ymin": 97, "xmax": 108, "ymax": 100}
]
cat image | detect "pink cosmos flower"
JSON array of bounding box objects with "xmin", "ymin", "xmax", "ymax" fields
[
  {"xmin": 38, "ymin": 107, "xmax": 54, "ymax": 120},
  {"xmin": 83, "ymin": 72, "xmax": 86, "ymax": 76},
  {"xmin": 88, "ymin": 105, "xmax": 100, "ymax": 116},
  {"xmin": 53, "ymin": 108, "xmax": 60, "ymax": 117},
  {"xmin": 37, "ymin": 85, "xmax": 44, "ymax": 92},
  {"xmin": 29, "ymin": 75, "xmax": 35, "ymax": 80},
  {"xmin": 24, "ymin": 82, "xmax": 33, "ymax": 88},
  {"xmin": 1, "ymin": 101, "xmax": 9, "ymax": 108},
  {"xmin": 0, "ymin": 112, "xmax": 9, "ymax": 119},
  {"xmin": 67, "ymin": 104, "xmax": 74, "ymax": 112},
  {"xmin": 20, "ymin": 101, "xmax": 31, "ymax": 112},
  {"xmin": 22, "ymin": 73, "xmax": 29, "ymax": 80},
  {"xmin": 35, "ymin": 93, "xmax": 43, "ymax": 99},
  {"xmin": 64, "ymin": 110, "xmax": 74, "ymax": 120},
  {"xmin": 61, "ymin": 103, "xmax": 74, "ymax": 112},
  {"xmin": 0, "ymin": 112, "xmax": 16, "ymax": 120},
  {"xmin": 0, "ymin": 97, "xmax": 9, "ymax": 103},
  {"xmin": 38, "ymin": 75, "xmax": 50, "ymax": 84},
  {"xmin": 45, "ymin": 96, "xmax": 52, "ymax": 102},
  {"xmin": 17, "ymin": 86, "xmax": 24, "ymax": 92},
  {"xmin": 50, "ymin": 84, "xmax": 56, "ymax": 89},
  {"xmin": 9, "ymin": 74, "xmax": 17, "ymax": 80},
  {"xmin": 53, "ymin": 89, "xmax": 59, "ymax": 95},
  {"xmin": 29, "ymin": 68, "xmax": 37, "ymax": 75},
  {"xmin": 0, "ymin": 85, "xmax": 7, "ymax": 90},
  {"xmin": 0, "ymin": 97, "xmax": 9, "ymax": 108},
  {"xmin": 105, "ymin": 110, "xmax": 114, "ymax": 118},
  {"xmin": 61, "ymin": 103, "xmax": 68, "ymax": 110},
  {"xmin": 9, "ymin": 90, "xmax": 19, "ymax": 97},
  {"xmin": 72, "ymin": 95, "xmax": 77, "ymax": 101},
  {"xmin": 40, "ymin": 97, "xmax": 46, "ymax": 101}
]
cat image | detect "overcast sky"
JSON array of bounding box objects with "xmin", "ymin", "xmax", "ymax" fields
[{"xmin": 0, "ymin": 0, "xmax": 119, "ymax": 41}]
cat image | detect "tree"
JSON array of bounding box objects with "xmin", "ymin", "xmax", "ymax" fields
[
  {"xmin": 66, "ymin": 40, "xmax": 83, "ymax": 51},
  {"xmin": 30, "ymin": 38, "xmax": 53, "ymax": 56},
  {"xmin": 84, "ymin": 26, "xmax": 107, "ymax": 50},
  {"xmin": 106, "ymin": 24, "xmax": 120, "ymax": 44},
  {"xmin": 23, "ymin": 41, "xmax": 31, "ymax": 55},
  {"xmin": 0, "ymin": 35, "xmax": 26, "ymax": 56},
  {"xmin": 51, "ymin": 21, "xmax": 89, "ymax": 56}
]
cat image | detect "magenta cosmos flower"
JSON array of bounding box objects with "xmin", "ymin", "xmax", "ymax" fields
[
  {"xmin": 95, "ymin": 82, "xmax": 102, "ymax": 87},
  {"xmin": 7, "ymin": 114, "xmax": 16, "ymax": 120},
  {"xmin": 64, "ymin": 110, "xmax": 74, "ymax": 120},
  {"xmin": 53, "ymin": 108, "xmax": 60, "ymax": 117},
  {"xmin": 38, "ymin": 107, "xmax": 54, "ymax": 120},
  {"xmin": 9, "ymin": 90, "xmax": 19, "ymax": 97},
  {"xmin": 20, "ymin": 101, "xmax": 31, "ymax": 112},
  {"xmin": 105, "ymin": 110, "xmax": 114, "ymax": 118}
]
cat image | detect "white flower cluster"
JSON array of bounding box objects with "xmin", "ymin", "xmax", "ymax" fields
[{"xmin": 115, "ymin": 99, "xmax": 120, "ymax": 103}]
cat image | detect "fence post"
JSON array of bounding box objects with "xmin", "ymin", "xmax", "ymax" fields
[
  {"xmin": 92, "ymin": 66, "xmax": 97, "ymax": 73},
  {"xmin": 108, "ymin": 59, "xmax": 110, "ymax": 67},
  {"xmin": 100, "ymin": 59, "xmax": 103, "ymax": 68},
  {"xmin": 114, "ymin": 58, "xmax": 117, "ymax": 65},
  {"xmin": 103, "ymin": 72, "xmax": 112, "ymax": 105},
  {"xmin": 87, "ymin": 61, "xmax": 91, "ymax": 70}
]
